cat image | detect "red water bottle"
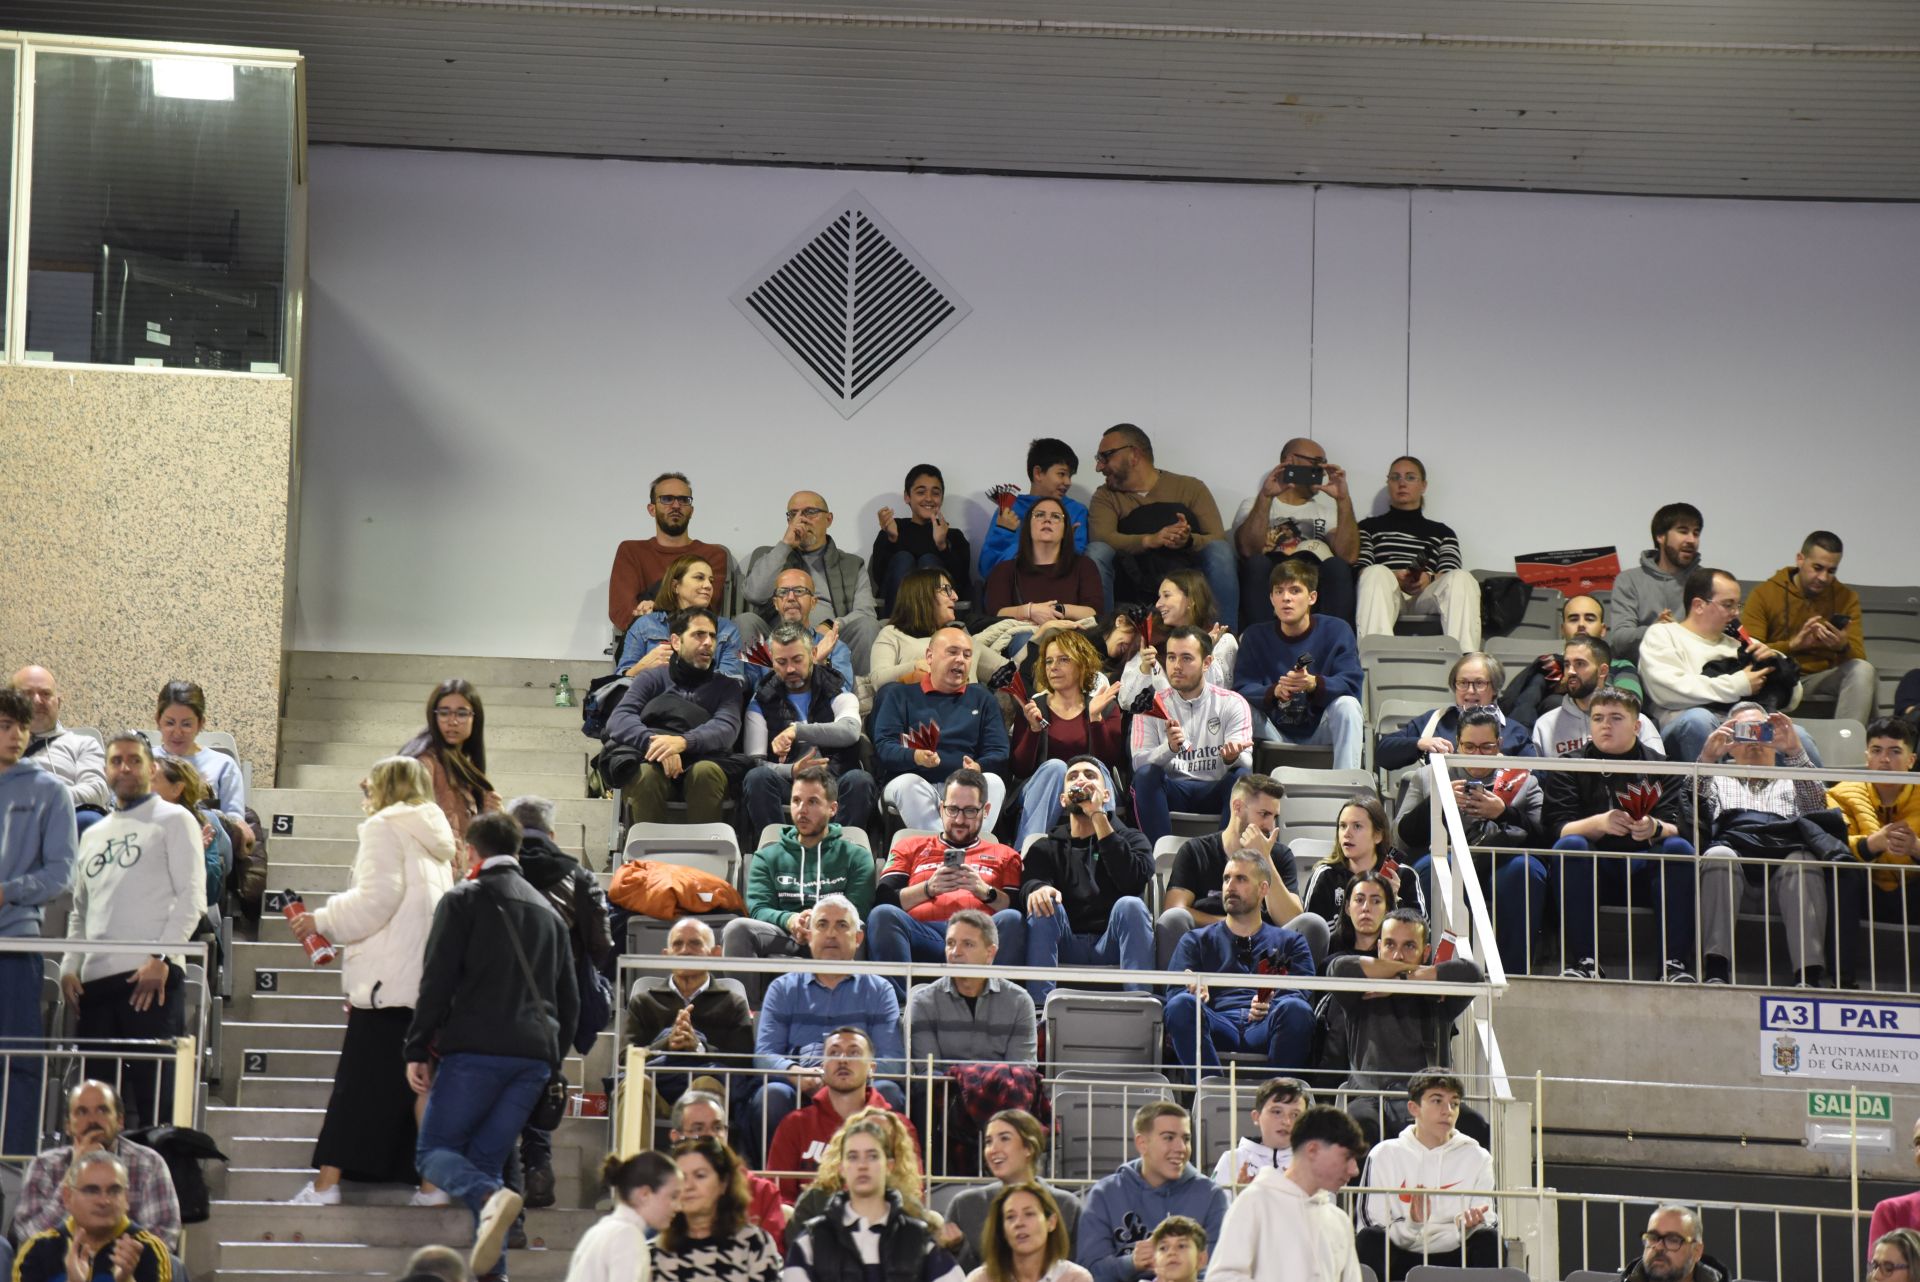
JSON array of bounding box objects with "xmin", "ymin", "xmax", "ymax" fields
[{"xmin": 282, "ymin": 891, "xmax": 336, "ymax": 966}]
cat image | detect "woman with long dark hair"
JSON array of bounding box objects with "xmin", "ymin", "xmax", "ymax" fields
[
  {"xmin": 652, "ymin": 1137, "xmax": 782, "ymax": 1282},
  {"xmin": 402, "ymin": 679, "xmax": 500, "ymax": 837},
  {"xmin": 1115, "ymin": 569, "xmax": 1237, "ymax": 708},
  {"xmin": 616, "ymin": 553, "xmax": 744, "ymax": 677},
  {"xmin": 1326, "ymin": 869, "xmax": 1399, "ymax": 961},
  {"xmin": 564, "ymin": 1151, "xmax": 682, "ymax": 1282},
  {"xmin": 968, "ymin": 1182, "xmax": 1090, "ymax": 1282},
  {"xmin": 984, "ymin": 498, "xmax": 1102, "ymax": 632},
  {"xmin": 152, "ymin": 679, "xmax": 245, "ymax": 822},
  {"xmin": 1303, "ymin": 795, "xmax": 1426, "ymax": 925},
  {"xmin": 868, "ymin": 568, "xmax": 1020, "ymax": 689}
]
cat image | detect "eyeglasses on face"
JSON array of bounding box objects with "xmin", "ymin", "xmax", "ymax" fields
[
  {"xmin": 1094, "ymin": 445, "xmax": 1133, "ymax": 466},
  {"xmin": 772, "ymin": 586, "xmax": 815, "ymax": 599},
  {"xmin": 652, "ymin": 495, "xmax": 694, "ymax": 508},
  {"xmin": 940, "ymin": 805, "xmax": 984, "ymax": 818},
  {"xmin": 1453, "ymin": 678, "xmax": 1494, "ymax": 692},
  {"xmin": 434, "ymin": 708, "xmax": 475, "ymax": 722},
  {"xmin": 1643, "ymin": 1232, "xmax": 1694, "ymax": 1251},
  {"xmin": 1869, "ymin": 1260, "xmax": 1912, "ymax": 1276},
  {"xmin": 785, "ymin": 506, "xmax": 828, "ymax": 520}
]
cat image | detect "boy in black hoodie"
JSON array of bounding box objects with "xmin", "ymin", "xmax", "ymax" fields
[
  {"xmin": 1541, "ymin": 685, "xmax": 1698, "ymax": 983},
  {"xmin": 1019, "ymin": 756, "xmax": 1154, "ymax": 1006}
]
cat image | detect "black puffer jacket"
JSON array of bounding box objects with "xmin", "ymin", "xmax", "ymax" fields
[
  {"xmin": 789, "ymin": 1191, "xmax": 954, "ymax": 1282},
  {"xmin": 1540, "ymin": 739, "xmax": 1695, "ymax": 852},
  {"xmin": 753, "ymin": 663, "xmax": 863, "ymax": 776},
  {"xmin": 405, "ymin": 862, "xmax": 578, "ymax": 1066},
  {"xmin": 1616, "ymin": 1253, "xmax": 1732, "ymax": 1282},
  {"xmin": 517, "ymin": 830, "xmax": 616, "ymax": 971}
]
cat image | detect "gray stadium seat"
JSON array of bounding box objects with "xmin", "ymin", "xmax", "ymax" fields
[
  {"xmin": 755, "ymin": 823, "xmax": 874, "ymax": 853},
  {"xmin": 1152, "ymin": 835, "xmax": 1184, "ymax": 913},
  {"xmin": 1359, "ymin": 634, "xmax": 1460, "ymax": 657},
  {"xmin": 1795, "ymin": 718, "xmax": 1866, "ymax": 769},
  {"xmin": 1194, "ymin": 1075, "xmax": 1250, "ymax": 1176},
  {"xmin": 1373, "ymin": 698, "xmax": 1438, "ymax": 768},
  {"xmin": 626, "ymin": 912, "xmax": 739, "ymax": 958},
  {"xmin": 1483, "ymin": 636, "xmax": 1549, "ymax": 671},
  {"xmin": 1563, "ymin": 1272, "xmax": 1618, "ymax": 1282},
  {"xmin": 1406, "ymin": 1269, "xmax": 1528, "ymax": 1282},
  {"xmin": 1505, "ymin": 589, "xmax": 1567, "ymax": 641},
  {"xmin": 1050, "ymin": 1069, "xmax": 1172, "ymax": 1180},
  {"xmin": 1361, "ymin": 651, "xmax": 1455, "ymax": 723},
  {"xmin": 623, "ymin": 822, "xmax": 741, "ymax": 885},
  {"xmin": 1273, "ymin": 768, "xmax": 1378, "ymax": 847},
  {"xmin": 1044, "ymin": 991, "xmax": 1164, "ymax": 1071}
]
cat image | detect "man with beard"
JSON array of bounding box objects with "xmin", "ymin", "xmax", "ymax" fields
[
  {"xmin": 1500, "ymin": 597, "xmax": 1647, "ymax": 727},
  {"xmin": 1531, "ymin": 637, "xmax": 1664, "ymax": 758},
  {"xmin": 607, "ymin": 471, "xmax": 731, "ymax": 631},
  {"xmin": 1617, "ymin": 1205, "xmax": 1731, "ymax": 1282},
  {"xmin": 763, "ymin": 1027, "xmax": 916, "ymax": 1199},
  {"xmin": 1610, "ymin": 503, "xmax": 1702, "ymax": 661},
  {"xmin": 739, "ymin": 622, "xmax": 872, "ymax": 836},
  {"xmin": 1086, "ymin": 422, "xmax": 1238, "ymax": 621},
  {"xmin": 603, "ymin": 607, "xmax": 744, "ymax": 825},
  {"xmin": 11, "ymin": 1081, "xmax": 181, "ymax": 1252}
]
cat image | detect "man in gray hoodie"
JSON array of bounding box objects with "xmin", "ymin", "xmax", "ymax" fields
[
  {"xmin": 1609, "ymin": 503, "xmax": 1702, "ymax": 660},
  {"xmin": 1075, "ymin": 1101, "xmax": 1229, "ymax": 1282},
  {"xmin": 0, "ymin": 686, "xmax": 79, "ymax": 1154}
]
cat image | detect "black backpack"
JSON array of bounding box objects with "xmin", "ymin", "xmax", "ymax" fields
[
  {"xmin": 1479, "ymin": 575, "xmax": 1532, "ymax": 638},
  {"xmin": 123, "ymin": 1126, "xmax": 227, "ymax": 1224}
]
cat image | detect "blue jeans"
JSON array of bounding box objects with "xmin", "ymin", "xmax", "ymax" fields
[
  {"xmin": 1131, "ymin": 764, "xmax": 1244, "ymax": 843},
  {"xmin": 1163, "ymin": 991, "xmax": 1314, "ymax": 1084},
  {"xmin": 1252, "ymin": 695, "xmax": 1364, "ymax": 771},
  {"xmin": 1016, "ymin": 759, "xmax": 1120, "ymax": 846},
  {"xmin": 880, "ymin": 550, "xmax": 946, "ymax": 614},
  {"xmin": 0, "ymin": 952, "xmax": 44, "ymax": 1157},
  {"xmin": 415, "ymin": 1051, "xmax": 551, "ymax": 1267},
  {"xmin": 1084, "ymin": 541, "xmax": 1239, "ymax": 625},
  {"xmin": 865, "ymin": 905, "xmax": 1028, "ymax": 1000},
  {"xmin": 746, "ymin": 1077, "xmax": 907, "ymax": 1167},
  {"xmin": 1553, "ymin": 835, "xmax": 1697, "ymax": 972},
  {"xmin": 1024, "ymin": 896, "xmax": 1153, "ymax": 1005},
  {"xmin": 1414, "ymin": 851, "xmax": 1549, "ymax": 975}
]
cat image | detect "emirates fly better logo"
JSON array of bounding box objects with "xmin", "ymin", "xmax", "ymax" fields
[{"xmin": 734, "ymin": 193, "xmax": 970, "ymax": 419}]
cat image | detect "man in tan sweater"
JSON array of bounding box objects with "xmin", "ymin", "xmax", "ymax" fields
[
  {"xmin": 1086, "ymin": 422, "xmax": 1239, "ymax": 623},
  {"xmin": 1740, "ymin": 530, "xmax": 1876, "ymax": 726}
]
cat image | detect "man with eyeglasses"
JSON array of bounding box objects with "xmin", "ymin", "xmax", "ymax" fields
[
  {"xmin": 1376, "ymin": 652, "xmax": 1536, "ymax": 773},
  {"xmin": 865, "ymin": 769, "xmax": 1026, "ymax": 1001},
  {"xmin": 1086, "ymin": 422, "xmax": 1238, "ymax": 622},
  {"xmin": 1233, "ymin": 437, "xmax": 1359, "ymax": 629},
  {"xmin": 11, "ymin": 1081, "xmax": 181, "ymax": 1253},
  {"xmin": 1617, "ymin": 1205, "xmax": 1730, "ymax": 1282},
  {"xmin": 1642, "ymin": 567, "xmax": 1804, "ymax": 766},
  {"xmin": 11, "ymin": 1151, "xmax": 172, "ymax": 1282},
  {"xmin": 667, "ymin": 1090, "xmax": 788, "ymax": 1252},
  {"xmin": 744, "ymin": 569, "xmax": 856, "ymax": 690},
  {"xmin": 607, "ymin": 471, "xmax": 731, "ymax": 631},
  {"xmin": 738, "ymin": 490, "xmax": 879, "ymax": 669}
]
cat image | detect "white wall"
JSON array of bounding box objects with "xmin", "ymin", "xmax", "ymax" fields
[{"xmin": 293, "ymin": 147, "xmax": 1920, "ymax": 659}]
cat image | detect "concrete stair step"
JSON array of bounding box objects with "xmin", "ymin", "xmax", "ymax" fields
[
  {"xmin": 210, "ymin": 1170, "xmax": 590, "ymax": 1208},
  {"xmin": 244, "ymin": 966, "xmax": 342, "ymax": 996},
  {"xmin": 210, "ymin": 1202, "xmax": 600, "ymax": 1247},
  {"xmin": 286, "ymin": 689, "xmax": 589, "ymax": 724},
  {"xmin": 253, "ymin": 790, "xmax": 613, "ymax": 837},
  {"xmin": 215, "ymin": 1242, "xmax": 575, "ymax": 1277},
  {"xmin": 265, "ymin": 862, "xmax": 355, "ymax": 892},
  {"xmin": 236, "ymin": 1077, "xmax": 336, "ymax": 1109},
  {"xmin": 222, "ymin": 1136, "xmax": 320, "ymax": 1168},
  {"xmin": 269, "ymin": 827, "xmax": 591, "ymax": 860},
  {"xmin": 289, "ymin": 679, "xmax": 586, "ymax": 710},
  {"xmin": 248, "ymin": 993, "xmax": 351, "ymax": 1025},
  {"xmin": 288, "ymin": 652, "xmax": 606, "ymax": 688},
  {"xmin": 279, "ymin": 737, "xmax": 588, "ymax": 774},
  {"xmin": 279, "ymin": 765, "xmax": 590, "ymax": 801},
  {"xmin": 236, "ymin": 1048, "xmax": 340, "ymax": 1079},
  {"xmin": 228, "ymin": 1021, "xmax": 347, "ymax": 1053},
  {"xmin": 208, "ymin": 1104, "xmax": 326, "ymax": 1143}
]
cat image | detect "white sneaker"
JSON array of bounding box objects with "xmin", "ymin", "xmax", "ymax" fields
[
  {"xmin": 289, "ymin": 1182, "xmax": 340, "ymax": 1207},
  {"xmin": 471, "ymin": 1187, "xmax": 524, "ymax": 1276},
  {"xmin": 410, "ymin": 1188, "xmax": 452, "ymax": 1208}
]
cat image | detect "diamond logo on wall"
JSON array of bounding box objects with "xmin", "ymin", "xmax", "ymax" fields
[{"xmin": 734, "ymin": 193, "xmax": 970, "ymax": 419}]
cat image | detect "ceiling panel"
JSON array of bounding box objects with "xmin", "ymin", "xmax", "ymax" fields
[{"xmin": 7, "ymin": 0, "xmax": 1917, "ymax": 198}]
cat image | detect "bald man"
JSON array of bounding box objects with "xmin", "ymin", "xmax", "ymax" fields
[
  {"xmin": 11, "ymin": 666, "xmax": 110, "ymax": 826},
  {"xmin": 1234, "ymin": 437, "xmax": 1359, "ymax": 628},
  {"xmin": 737, "ymin": 490, "xmax": 879, "ymax": 668}
]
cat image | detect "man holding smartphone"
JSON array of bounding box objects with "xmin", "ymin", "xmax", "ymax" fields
[
  {"xmin": 1234, "ymin": 438, "xmax": 1360, "ymax": 628},
  {"xmin": 1740, "ymin": 530, "xmax": 1876, "ymax": 727}
]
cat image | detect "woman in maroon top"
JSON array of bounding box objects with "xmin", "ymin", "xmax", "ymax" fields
[
  {"xmin": 1011, "ymin": 628, "xmax": 1126, "ymax": 844},
  {"xmin": 984, "ymin": 498, "xmax": 1103, "ymax": 658}
]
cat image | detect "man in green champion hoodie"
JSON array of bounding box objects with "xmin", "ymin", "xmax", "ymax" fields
[{"xmin": 722, "ymin": 764, "xmax": 877, "ymax": 1001}]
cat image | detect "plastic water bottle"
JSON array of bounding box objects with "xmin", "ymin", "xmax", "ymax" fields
[
  {"xmin": 281, "ymin": 891, "xmax": 336, "ymax": 966},
  {"xmin": 554, "ymin": 675, "xmax": 574, "ymax": 708}
]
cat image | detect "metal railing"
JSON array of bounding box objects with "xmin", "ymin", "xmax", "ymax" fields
[{"xmin": 1426, "ymin": 752, "xmax": 1920, "ymax": 989}]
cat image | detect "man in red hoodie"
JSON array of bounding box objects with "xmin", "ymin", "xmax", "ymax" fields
[{"xmin": 763, "ymin": 1026, "xmax": 917, "ymax": 1199}]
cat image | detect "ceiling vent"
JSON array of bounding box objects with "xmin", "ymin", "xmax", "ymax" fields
[{"xmin": 734, "ymin": 193, "xmax": 969, "ymax": 418}]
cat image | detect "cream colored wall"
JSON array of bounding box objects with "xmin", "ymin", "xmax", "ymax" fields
[{"xmin": 0, "ymin": 365, "xmax": 293, "ymax": 780}]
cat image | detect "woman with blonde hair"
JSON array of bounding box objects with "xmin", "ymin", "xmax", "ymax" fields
[
  {"xmin": 288, "ymin": 754, "xmax": 459, "ymax": 1205},
  {"xmin": 969, "ymin": 1182, "xmax": 1090, "ymax": 1282},
  {"xmin": 616, "ymin": 553, "xmax": 744, "ymax": 677},
  {"xmin": 152, "ymin": 756, "xmax": 232, "ymax": 910},
  {"xmin": 1010, "ymin": 628, "xmax": 1125, "ymax": 844},
  {"xmin": 783, "ymin": 1115, "xmax": 965, "ymax": 1282},
  {"xmin": 790, "ymin": 1107, "xmax": 939, "ymax": 1229}
]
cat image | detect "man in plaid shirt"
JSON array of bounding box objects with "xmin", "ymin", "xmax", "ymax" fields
[{"xmin": 10, "ymin": 1080, "xmax": 181, "ymax": 1251}]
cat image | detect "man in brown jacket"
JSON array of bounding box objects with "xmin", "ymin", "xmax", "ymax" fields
[
  {"xmin": 1740, "ymin": 529, "xmax": 1876, "ymax": 725},
  {"xmin": 1086, "ymin": 422, "xmax": 1239, "ymax": 622}
]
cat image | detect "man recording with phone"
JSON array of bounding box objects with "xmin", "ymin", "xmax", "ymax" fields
[
  {"xmin": 1019, "ymin": 756, "xmax": 1155, "ymax": 1004},
  {"xmin": 1740, "ymin": 530, "xmax": 1877, "ymax": 727},
  {"xmin": 1234, "ymin": 438, "xmax": 1359, "ymax": 628}
]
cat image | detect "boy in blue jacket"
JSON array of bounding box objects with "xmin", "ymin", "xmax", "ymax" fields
[
  {"xmin": 976, "ymin": 437, "xmax": 1092, "ymax": 580},
  {"xmin": 1075, "ymin": 1101, "xmax": 1229, "ymax": 1282},
  {"xmin": 1235, "ymin": 558, "xmax": 1364, "ymax": 769},
  {"xmin": 1164, "ymin": 850, "xmax": 1315, "ymax": 1085}
]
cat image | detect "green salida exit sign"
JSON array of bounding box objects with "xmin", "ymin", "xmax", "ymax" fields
[{"xmin": 1808, "ymin": 1091, "xmax": 1893, "ymax": 1121}]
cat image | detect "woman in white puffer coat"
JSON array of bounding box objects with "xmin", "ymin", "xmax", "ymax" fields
[{"xmin": 286, "ymin": 755, "xmax": 458, "ymax": 1205}]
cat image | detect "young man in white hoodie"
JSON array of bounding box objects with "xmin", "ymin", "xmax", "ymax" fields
[
  {"xmin": 1127, "ymin": 626, "xmax": 1253, "ymax": 842},
  {"xmin": 1355, "ymin": 1069, "xmax": 1499, "ymax": 1281},
  {"xmin": 1210, "ymin": 1076, "xmax": 1312, "ymax": 1189},
  {"xmin": 1206, "ymin": 1105, "xmax": 1365, "ymax": 1282},
  {"xmin": 59, "ymin": 731, "xmax": 207, "ymax": 1128}
]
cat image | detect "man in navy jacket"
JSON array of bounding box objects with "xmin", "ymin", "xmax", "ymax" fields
[
  {"xmin": 871, "ymin": 626, "xmax": 1010, "ymax": 829},
  {"xmin": 1235, "ymin": 558, "xmax": 1365, "ymax": 770},
  {"xmin": 1375, "ymin": 650, "xmax": 1536, "ymax": 773},
  {"xmin": 604, "ymin": 606, "xmax": 745, "ymax": 824}
]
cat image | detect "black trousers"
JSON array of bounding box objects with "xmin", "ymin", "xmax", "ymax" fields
[
  {"xmin": 1356, "ymin": 1226, "xmax": 1500, "ymax": 1282},
  {"xmin": 77, "ymin": 964, "xmax": 185, "ymax": 1128}
]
